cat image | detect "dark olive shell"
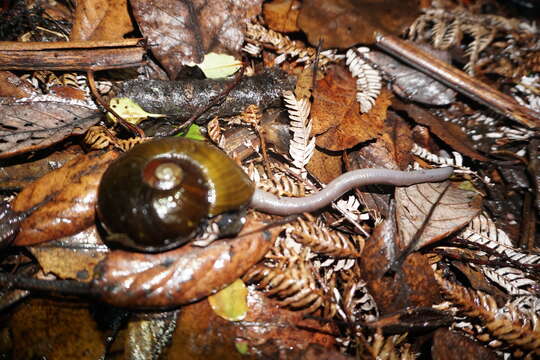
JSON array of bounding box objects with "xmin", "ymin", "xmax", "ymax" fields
[{"xmin": 97, "ymin": 137, "xmax": 254, "ymax": 252}]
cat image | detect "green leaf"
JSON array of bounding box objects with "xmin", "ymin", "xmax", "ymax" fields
[
  {"xmin": 208, "ymin": 278, "xmax": 248, "ymax": 321},
  {"xmin": 182, "ymin": 124, "xmax": 205, "ymax": 141}
]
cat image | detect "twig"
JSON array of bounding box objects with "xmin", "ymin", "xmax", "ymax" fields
[{"xmin": 375, "ymin": 33, "xmax": 540, "ymax": 129}]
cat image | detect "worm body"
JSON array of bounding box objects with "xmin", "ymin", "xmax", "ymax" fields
[{"xmin": 250, "ymin": 167, "xmax": 453, "ymax": 215}]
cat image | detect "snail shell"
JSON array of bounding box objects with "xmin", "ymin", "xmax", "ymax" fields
[{"xmin": 97, "ymin": 137, "xmax": 254, "ymax": 252}]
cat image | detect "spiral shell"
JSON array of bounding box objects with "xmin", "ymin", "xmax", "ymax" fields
[{"xmin": 97, "ymin": 137, "xmax": 254, "ymax": 252}]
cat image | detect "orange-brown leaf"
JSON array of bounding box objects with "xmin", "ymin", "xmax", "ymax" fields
[
  {"xmin": 70, "ymin": 0, "xmax": 134, "ymax": 41},
  {"xmin": 12, "ymin": 151, "xmax": 119, "ymax": 246}
]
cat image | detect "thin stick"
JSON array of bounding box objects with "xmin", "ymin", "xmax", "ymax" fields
[
  {"xmin": 0, "ymin": 273, "xmax": 94, "ymax": 296},
  {"xmin": 375, "ymin": 33, "xmax": 540, "ymax": 129},
  {"xmin": 86, "ymin": 70, "xmax": 145, "ymax": 137}
]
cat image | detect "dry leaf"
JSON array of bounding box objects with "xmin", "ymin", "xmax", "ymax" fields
[
  {"xmin": 70, "ymin": 0, "xmax": 134, "ymax": 40},
  {"xmin": 0, "ymin": 95, "xmax": 100, "ymax": 159},
  {"xmin": 28, "ymin": 226, "xmax": 108, "ymax": 282},
  {"xmin": 432, "ymin": 328, "xmax": 498, "ymax": 360},
  {"xmin": 93, "ymin": 218, "xmax": 280, "ymax": 308},
  {"xmin": 0, "ymin": 71, "xmax": 37, "ymax": 98},
  {"xmin": 263, "ymin": 0, "xmax": 301, "ymax": 33},
  {"xmin": 297, "ymin": 0, "xmax": 420, "ymax": 48},
  {"xmin": 129, "ymin": 0, "xmax": 262, "ymax": 79},
  {"xmin": 311, "ymin": 65, "xmax": 387, "ymax": 151},
  {"xmin": 12, "ymin": 151, "xmax": 119, "ymax": 246},
  {"xmin": 395, "ymin": 181, "xmax": 482, "ymax": 252}
]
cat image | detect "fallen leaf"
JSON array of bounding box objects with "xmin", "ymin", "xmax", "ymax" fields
[
  {"xmin": 208, "ymin": 278, "xmax": 248, "ymax": 321},
  {"xmin": 395, "ymin": 181, "xmax": 482, "ymax": 252},
  {"xmin": 392, "ymin": 99, "xmax": 490, "ymax": 162},
  {"xmin": 306, "ymin": 148, "xmax": 343, "ymax": 184},
  {"xmin": 432, "ymin": 328, "xmax": 498, "ymax": 360},
  {"xmin": 297, "ymin": 0, "xmax": 420, "ymax": 48},
  {"xmin": 190, "ymin": 52, "xmax": 242, "ymax": 79},
  {"xmin": 0, "ymin": 71, "xmax": 37, "ymax": 98},
  {"xmin": 12, "ymin": 151, "xmax": 119, "ymax": 246},
  {"xmin": 70, "ymin": 0, "xmax": 134, "ymax": 40},
  {"xmin": 311, "ymin": 65, "xmax": 387, "ymax": 151},
  {"xmin": 93, "ymin": 218, "xmax": 280, "ymax": 308},
  {"xmin": 28, "ymin": 226, "xmax": 109, "ymax": 282},
  {"xmin": 263, "ymin": 0, "xmax": 301, "ymax": 33},
  {"xmin": 129, "ymin": 0, "xmax": 262, "ymax": 79},
  {"xmin": 0, "ymin": 95, "xmax": 100, "ymax": 159},
  {"xmin": 0, "ymin": 145, "xmax": 82, "ymax": 190},
  {"xmin": 107, "ymin": 97, "xmax": 167, "ymax": 125}
]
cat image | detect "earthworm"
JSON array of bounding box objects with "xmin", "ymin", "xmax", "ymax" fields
[{"xmin": 250, "ymin": 167, "xmax": 453, "ymax": 215}]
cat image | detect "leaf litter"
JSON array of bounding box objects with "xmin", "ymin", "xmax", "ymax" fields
[{"xmin": 0, "ymin": 0, "xmax": 539, "ymax": 359}]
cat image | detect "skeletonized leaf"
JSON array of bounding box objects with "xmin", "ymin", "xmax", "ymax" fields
[
  {"xmin": 12, "ymin": 151, "xmax": 119, "ymax": 246},
  {"xmin": 395, "ymin": 181, "xmax": 482, "ymax": 252},
  {"xmin": 0, "ymin": 95, "xmax": 100, "ymax": 159},
  {"xmin": 129, "ymin": 0, "xmax": 262, "ymax": 79}
]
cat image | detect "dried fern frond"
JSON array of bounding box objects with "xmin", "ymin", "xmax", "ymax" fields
[
  {"xmin": 283, "ymin": 91, "xmax": 315, "ymax": 178},
  {"xmin": 244, "ymin": 261, "xmax": 334, "ymax": 317},
  {"xmin": 345, "ymin": 47, "xmax": 382, "ymax": 113},
  {"xmin": 206, "ymin": 117, "xmax": 224, "ymax": 147},
  {"xmin": 369, "ymin": 330, "xmax": 416, "ymax": 360},
  {"xmin": 288, "ymin": 213, "xmax": 364, "ymax": 258},
  {"xmin": 477, "ymin": 265, "xmax": 536, "ymax": 295},
  {"xmin": 83, "ymin": 125, "xmax": 147, "ymax": 151},
  {"xmin": 435, "ymin": 273, "xmax": 540, "ymax": 355}
]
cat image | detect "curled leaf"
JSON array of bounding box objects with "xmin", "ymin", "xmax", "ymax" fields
[{"xmin": 208, "ymin": 278, "xmax": 248, "ymax": 321}]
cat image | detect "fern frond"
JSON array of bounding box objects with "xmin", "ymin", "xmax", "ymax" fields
[{"xmin": 346, "ymin": 47, "xmax": 382, "ymax": 113}]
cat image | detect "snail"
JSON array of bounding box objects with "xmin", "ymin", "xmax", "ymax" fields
[{"xmin": 97, "ymin": 137, "xmax": 453, "ymax": 252}]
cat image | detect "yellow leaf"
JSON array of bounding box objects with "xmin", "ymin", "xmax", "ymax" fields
[
  {"xmin": 107, "ymin": 97, "xmax": 166, "ymax": 125},
  {"xmin": 193, "ymin": 52, "xmax": 242, "ymax": 79},
  {"xmin": 208, "ymin": 278, "xmax": 248, "ymax": 321}
]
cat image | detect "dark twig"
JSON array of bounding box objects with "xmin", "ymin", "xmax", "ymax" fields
[
  {"xmin": 166, "ymin": 66, "xmax": 245, "ymax": 137},
  {"xmin": 0, "ymin": 272, "xmax": 94, "ymax": 296}
]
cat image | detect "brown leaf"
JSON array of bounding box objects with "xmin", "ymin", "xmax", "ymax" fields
[
  {"xmin": 0, "ymin": 145, "xmax": 82, "ymax": 191},
  {"xmin": 395, "ymin": 181, "xmax": 482, "ymax": 252},
  {"xmin": 129, "ymin": 0, "xmax": 262, "ymax": 79},
  {"xmin": 392, "ymin": 99, "xmax": 490, "ymax": 162},
  {"xmin": 93, "ymin": 218, "xmax": 280, "ymax": 308},
  {"xmin": 263, "ymin": 0, "xmax": 301, "ymax": 33},
  {"xmin": 432, "ymin": 328, "xmax": 498, "ymax": 360},
  {"xmin": 167, "ymin": 286, "xmax": 336, "ymax": 359},
  {"xmin": 12, "ymin": 151, "xmax": 119, "ymax": 246},
  {"xmin": 28, "ymin": 226, "xmax": 108, "ymax": 282},
  {"xmin": 0, "ymin": 96, "xmax": 101, "ymax": 159},
  {"xmin": 311, "ymin": 65, "xmax": 387, "ymax": 151},
  {"xmin": 297, "ymin": 0, "xmax": 420, "ymax": 48},
  {"xmin": 305, "ymin": 148, "xmax": 342, "ymax": 184},
  {"xmin": 70, "ymin": 0, "xmax": 134, "ymax": 41},
  {"xmin": 0, "ymin": 71, "xmax": 37, "ymax": 98}
]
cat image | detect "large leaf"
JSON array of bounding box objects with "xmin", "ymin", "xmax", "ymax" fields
[
  {"xmin": 129, "ymin": 0, "xmax": 262, "ymax": 79},
  {"xmin": 0, "ymin": 95, "xmax": 100, "ymax": 159},
  {"xmin": 395, "ymin": 181, "xmax": 482, "ymax": 252}
]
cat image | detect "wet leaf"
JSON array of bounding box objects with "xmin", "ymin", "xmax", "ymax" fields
[
  {"xmin": 28, "ymin": 226, "xmax": 109, "ymax": 282},
  {"xmin": 395, "ymin": 181, "xmax": 482, "ymax": 252},
  {"xmin": 311, "ymin": 65, "xmax": 387, "ymax": 151},
  {"xmin": 297, "ymin": 0, "xmax": 420, "ymax": 48},
  {"xmin": 129, "ymin": 0, "xmax": 262, "ymax": 79},
  {"xmin": 432, "ymin": 328, "xmax": 498, "ymax": 360},
  {"xmin": 70, "ymin": 0, "xmax": 134, "ymax": 40},
  {"xmin": 0, "ymin": 71, "xmax": 37, "ymax": 98},
  {"xmin": 93, "ymin": 218, "xmax": 280, "ymax": 308},
  {"xmin": 208, "ymin": 278, "xmax": 248, "ymax": 321},
  {"xmin": 0, "ymin": 95, "xmax": 100, "ymax": 159},
  {"xmin": 12, "ymin": 151, "xmax": 119, "ymax": 246}
]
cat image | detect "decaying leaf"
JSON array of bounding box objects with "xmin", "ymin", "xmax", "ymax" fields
[
  {"xmin": 395, "ymin": 181, "xmax": 482, "ymax": 252},
  {"xmin": 432, "ymin": 328, "xmax": 498, "ymax": 360},
  {"xmin": 12, "ymin": 150, "xmax": 119, "ymax": 246},
  {"xmin": 263, "ymin": 0, "xmax": 301, "ymax": 33},
  {"xmin": 93, "ymin": 218, "xmax": 280, "ymax": 308},
  {"xmin": 129, "ymin": 0, "xmax": 262, "ymax": 79},
  {"xmin": 0, "ymin": 71, "xmax": 37, "ymax": 98},
  {"xmin": 0, "ymin": 95, "xmax": 100, "ymax": 159},
  {"xmin": 297, "ymin": 0, "xmax": 420, "ymax": 48},
  {"xmin": 70, "ymin": 0, "xmax": 134, "ymax": 41},
  {"xmin": 311, "ymin": 65, "xmax": 387, "ymax": 151},
  {"xmin": 28, "ymin": 226, "xmax": 108, "ymax": 282}
]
